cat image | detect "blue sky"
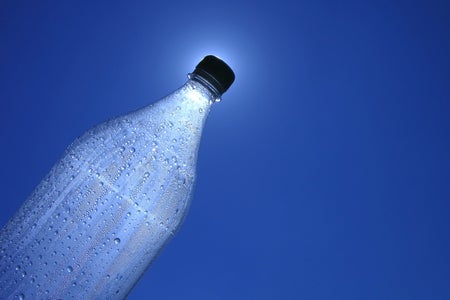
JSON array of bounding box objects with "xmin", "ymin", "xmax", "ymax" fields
[{"xmin": 1, "ymin": 1, "xmax": 450, "ymax": 299}]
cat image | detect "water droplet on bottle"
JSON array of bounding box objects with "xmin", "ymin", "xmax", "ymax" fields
[
  {"xmin": 67, "ymin": 266, "xmax": 73, "ymax": 273},
  {"xmin": 199, "ymin": 108, "xmax": 203, "ymax": 113},
  {"xmin": 130, "ymin": 147, "xmax": 136, "ymax": 153},
  {"xmin": 18, "ymin": 293, "xmax": 25, "ymax": 300},
  {"xmin": 144, "ymin": 172, "xmax": 150, "ymax": 178},
  {"xmin": 114, "ymin": 238, "xmax": 121, "ymax": 244}
]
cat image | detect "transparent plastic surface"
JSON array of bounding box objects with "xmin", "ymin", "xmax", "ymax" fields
[{"xmin": 0, "ymin": 80, "xmax": 215, "ymax": 299}]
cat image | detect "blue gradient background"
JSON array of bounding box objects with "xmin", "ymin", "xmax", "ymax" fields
[{"xmin": 1, "ymin": 1, "xmax": 450, "ymax": 299}]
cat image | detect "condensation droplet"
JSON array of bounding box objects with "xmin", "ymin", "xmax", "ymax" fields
[
  {"xmin": 114, "ymin": 238, "xmax": 121, "ymax": 245},
  {"xmin": 67, "ymin": 266, "xmax": 73, "ymax": 273}
]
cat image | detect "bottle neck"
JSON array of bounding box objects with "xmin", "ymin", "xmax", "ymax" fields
[{"xmin": 188, "ymin": 73, "xmax": 222, "ymax": 103}]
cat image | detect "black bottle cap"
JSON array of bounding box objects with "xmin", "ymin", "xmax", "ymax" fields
[{"xmin": 192, "ymin": 55, "xmax": 235, "ymax": 95}]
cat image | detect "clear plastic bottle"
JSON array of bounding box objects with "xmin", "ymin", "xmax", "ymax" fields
[{"xmin": 0, "ymin": 55, "xmax": 235, "ymax": 299}]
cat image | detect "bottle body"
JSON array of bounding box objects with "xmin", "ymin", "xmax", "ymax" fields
[{"xmin": 0, "ymin": 80, "xmax": 214, "ymax": 299}]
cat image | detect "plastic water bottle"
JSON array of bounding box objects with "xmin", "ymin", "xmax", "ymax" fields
[{"xmin": 0, "ymin": 55, "xmax": 235, "ymax": 299}]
